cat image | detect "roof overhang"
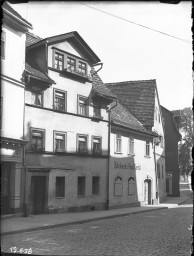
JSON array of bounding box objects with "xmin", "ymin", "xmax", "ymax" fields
[
  {"xmin": 27, "ymin": 31, "xmax": 100, "ymax": 65},
  {"xmin": 3, "ymin": 6, "xmax": 32, "ymax": 32}
]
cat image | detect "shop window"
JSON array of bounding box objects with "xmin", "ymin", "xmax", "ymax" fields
[
  {"xmin": 77, "ymin": 134, "xmax": 88, "ymax": 153},
  {"xmin": 128, "ymin": 137, "xmax": 134, "ymax": 155},
  {"xmin": 54, "ymin": 89, "xmax": 66, "ymax": 112},
  {"xmin": 54, "ymin": 131, "xmax": 66, "ymax": 152},
  {"xmin": 92, "ymin": 136, "xmax": 102, "ymax": 155},
  {"xmin": 56, "ymin": 177, "xmax": 65, "ymax": 197},
  {"xmin": 30, "ymin": 128, "xmax": 45, "ymax": 151},
  {"xmin": 115, "ymin": 134, "xmax": 122, "ymax": 153},
  {"xmin": 145, "ymin": 141, "xmax": 150, "ymax": 157},
  {"xmin": 114, "ymin": 176, "xmax": 123, "ymax": 196},
  {"xmin": 77, "ymin": 176, "xmax": 86, "ymax": 196},
  {"xmin": 128, "ymin": 177, "xmax": 135, "ymax": 195},
  {"xmin": 92, "ymin": 176, "xmax": 100, "ymax": 195}
]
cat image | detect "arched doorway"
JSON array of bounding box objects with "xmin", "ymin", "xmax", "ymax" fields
[{"xmin": 144, "ymin": 179, "xmax": 151, "ymax": 205}]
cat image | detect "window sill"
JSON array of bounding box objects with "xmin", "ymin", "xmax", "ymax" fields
[
  {"xmin": 56, "ymin": 197, "xmax": 65, "ymax": 199},
  {"xmin": 128, "ymin": 153, "xmax": 135, "ymax": 156},
  {"xmin": 77, "ymin": 195, "xmax": 85, "ymax": 197},
  {"xmin": 61, "ymin": 68, "xmax": 92, "ymax": 82},
  {"xmin": 92, "ymin": 193, "xmax": 100, "ymax": 196},
  {"xmin": 114, "ymin": 152, "xmax": 123, "ymax": 155},
  {"xmin": 144, "ymin": 155, "xmax": 151, "ymax": 158}
]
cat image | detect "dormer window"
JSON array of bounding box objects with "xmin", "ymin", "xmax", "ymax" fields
[
  {"xmin": 52, "ymin": 47, "xmax": 91, "ymax": 82},
  {"xmin": 54, "ymin": 52, "xmax": 64, "ymax": 70}
]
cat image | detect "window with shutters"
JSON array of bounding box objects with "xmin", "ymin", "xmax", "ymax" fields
[{"xmin": 54, "ymin": 131, "xmax": 66, "ymax": 152}]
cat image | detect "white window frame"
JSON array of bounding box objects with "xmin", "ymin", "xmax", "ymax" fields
[
  {"xmin": 78, "ymin": 95, "xmax": 88, "ymax": 116},
  {"xmin": 115, "ymin": 134, "xmax": 122, "ymax": 153},
  {"xmin": 54, "ymin": 50, "xmax": 64, "ymax": 70},
  {"xmin": 145, "ymin": 141, "xmax": 150, "ymax": 157},
  {"xmin": 77, "ymin": 134, "xmax": 88, "ymax": 153},
  {"xmin": 92, "ymin": 136, "xmax": 102, "ymax": 155},
  {"xmin": 54, "ymin": 131, "xmax": 66, "ymax": 152},
  {"xmin": 128, "ymin": 137, "xmax": 134, "ymax": 155},
  {"xmin": 30, "ymin": 128, "xmax": 45, "ymax": 151},
  {"xmin": 54, "ymin": 89, "xmax": 67, "ymax": 112},
  {"xmin": 31, "ymin": 86, "xmax": 43, "ymax": 107}
]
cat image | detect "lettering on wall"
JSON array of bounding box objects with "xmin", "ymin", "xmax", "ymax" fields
[{"xmin": 114, "ymin": 161, "xmax": 135, "ymax": 170}]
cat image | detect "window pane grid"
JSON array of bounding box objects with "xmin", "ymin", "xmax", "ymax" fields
[
  {"xmin": 55, "ymin": 52, "xmax": 64, "ymax": 70},
  {"xmin": 54, "ymin": 90, "xmax": 66, "ymax": 112}
]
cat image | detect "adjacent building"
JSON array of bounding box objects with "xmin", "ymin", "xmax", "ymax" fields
[
  {"xmin": 1, "ymin": 2, "xmax": 32, "ymax": 215},
  {"xmin": 161, "ymin": 106, "xmax": 182, "ymax": 196},
  {"xmin": 108, "ymin": 101, "xmax": 160, "ymax": 208},
  {"xmin": 106, "ymin": 80, "xmax": 167, "ymax": 203}
]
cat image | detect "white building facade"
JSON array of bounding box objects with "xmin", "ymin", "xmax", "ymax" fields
[{"xmin": 1, "ymin": 2, "xmax": 32, "ymax": 215}]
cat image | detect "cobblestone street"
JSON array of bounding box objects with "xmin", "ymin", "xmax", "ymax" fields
[{"xmin": 1, "ymin": 202, "xmax": 193, "ymax": 256}]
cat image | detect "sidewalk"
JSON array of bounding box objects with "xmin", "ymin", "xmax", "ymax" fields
[{"xmin": 1, "ymin": 183, "xmax": 192, "ymax": 236}]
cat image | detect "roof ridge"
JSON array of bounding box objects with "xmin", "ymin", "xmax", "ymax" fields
[
  {"xmin": 106, "ymin": 79, "xmax": 156, "ymax": 85},
  {"xmin": 27, "ymin": 31, "xmax": 42, "ymax": 40}
]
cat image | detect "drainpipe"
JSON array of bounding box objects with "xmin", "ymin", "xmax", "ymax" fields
[
  {"xmin": 23, "ymin": 74, "xmax": 31, "ymax": 216},
  {"xmin": 106, "ymin": 100, "xmax": 118, "ymax": 210}
]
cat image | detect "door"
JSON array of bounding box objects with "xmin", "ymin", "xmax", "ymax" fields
[
  {"xmin": 31, "ymin": 176, "xmax": 46, "ymax": 214},
  {"xmin": 1, "ymin": 162, "xmax": 11, "ymax": 214},
  {"xmin": 144, "ymin": 179, "xmax": 151, "ymax": 205}
]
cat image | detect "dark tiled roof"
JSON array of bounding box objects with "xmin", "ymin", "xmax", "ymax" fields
[
  {"xmin": 91, "ymin": 68, "xmax": 117, "ymax": 100},
  {"xmin": 26, "ymin": 32, "xmax": 42, "ymax": 47},
  {"xmin": 3, "ymin": 2, "xmax": 32, "ymax": 28},
  {"xmin": 112, "ymin": 102, "xmax": 157, "ymax": 136},
  {"xmin": 106, "ymin": 80, "xmax": 156, "ymax": 127},
  {"xmin": 25, "ymin": 63, "xmax": 54, "ymax": 84}
]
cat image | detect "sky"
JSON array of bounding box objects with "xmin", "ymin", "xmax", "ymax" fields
[{"xmin": 11, "ymin": 1, "xmax": 193, "ymax": 110}]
